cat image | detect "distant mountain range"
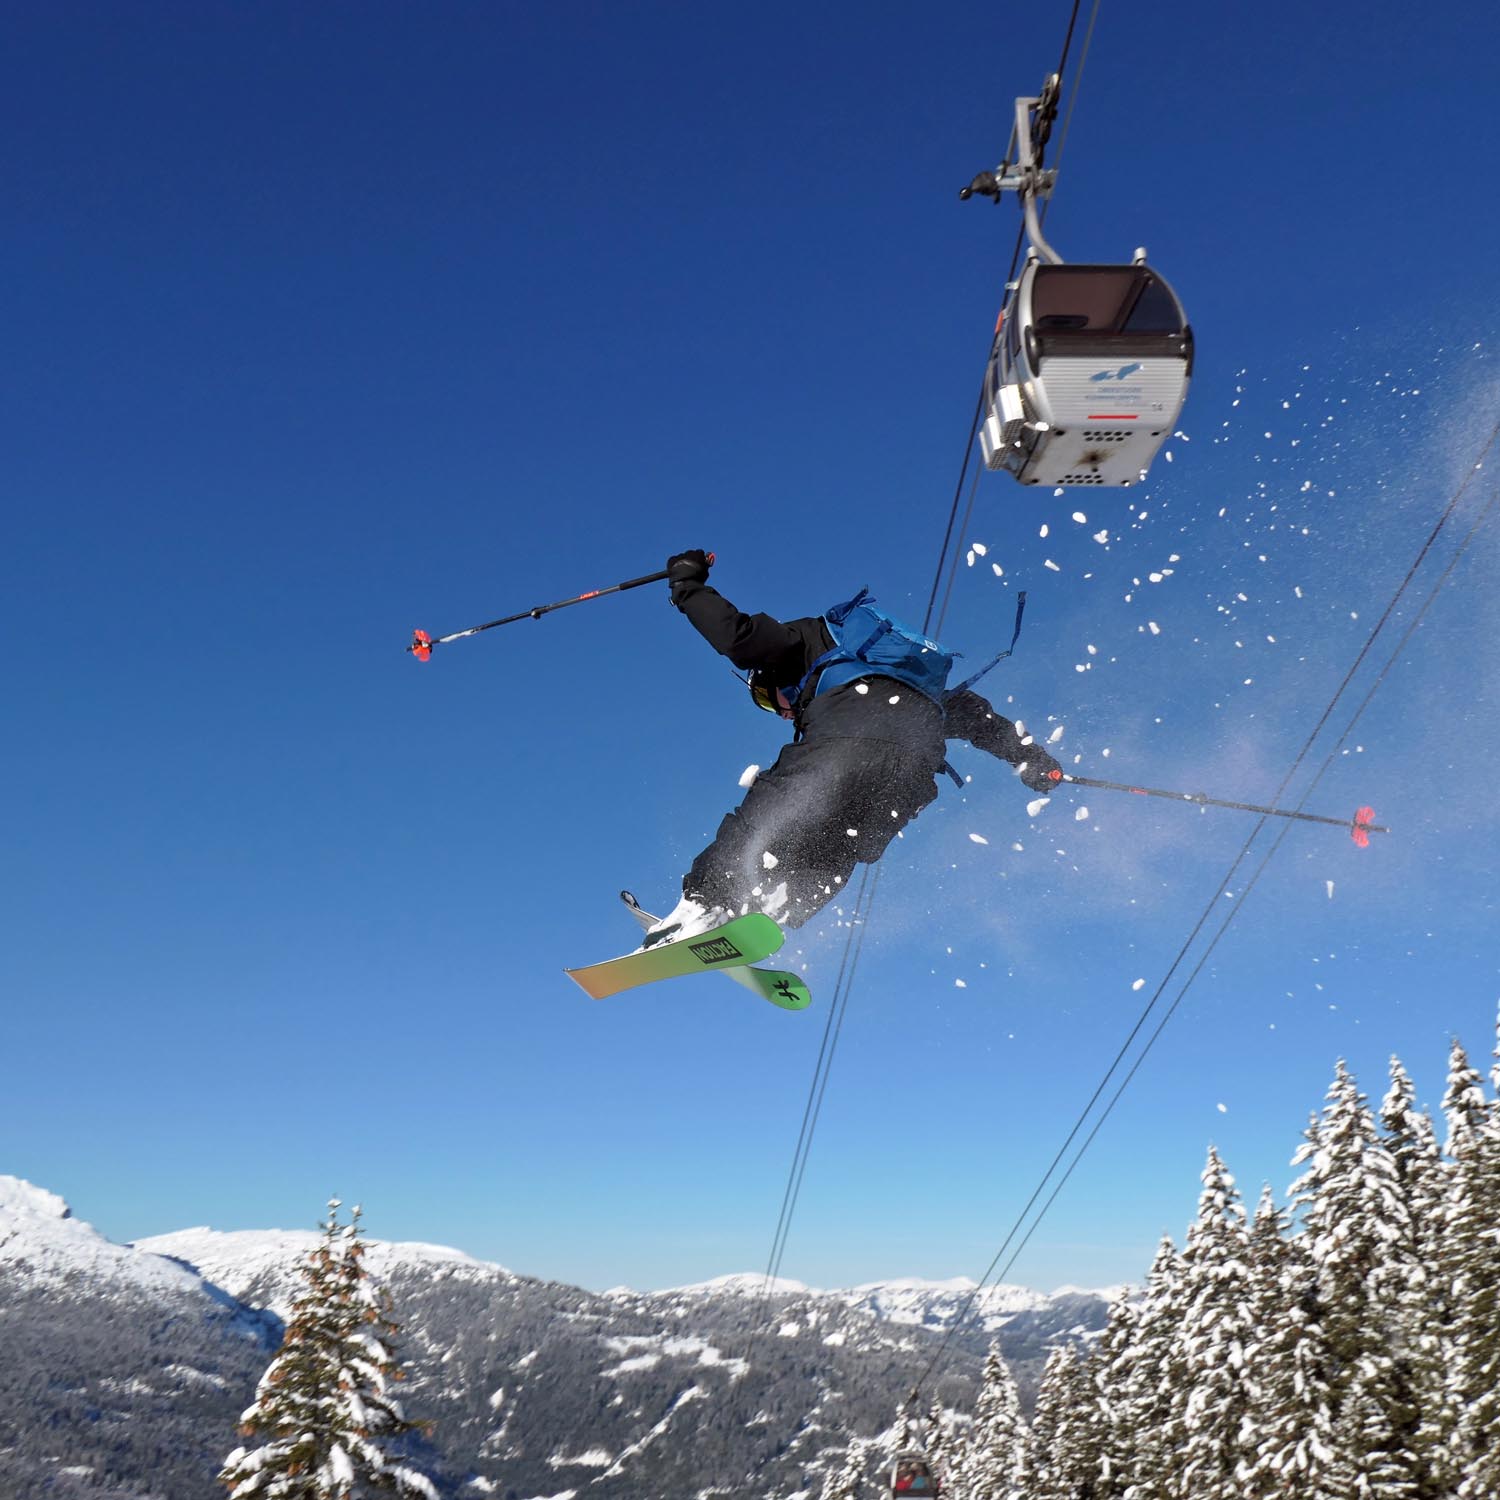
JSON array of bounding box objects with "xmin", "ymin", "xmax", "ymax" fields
[{"xmin": 0, "ymin": 1176, "xmax": 1117, "ymax": 1499}]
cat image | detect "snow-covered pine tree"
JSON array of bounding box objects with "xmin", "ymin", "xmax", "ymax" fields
[
  {"xmin": 219, "ymin": 1200, "xmax": 437, "ymax": 1500},
  {"xmin": 1441, "ymin": 1036, "xmax": 1489, "ymax": 1161},
  {"xmin": 1324, "ymin": 1362, "xmax": 1420, "ymax": 1500},
  {"xmin": 923, "ymin": 1398, "xmax": 955, "ymax": 1492},
  {"xmin": 1022, "ymin": 1345, "xmax": 1102, "ymax": 1500},
  {"xmin": 947, "ymin": 1341, "xmax": 1025, "ymax": 1500},
  {"xmin": 1380, "ymin": 1054, "xmax": 1459, "ymax": 1498},
  {"xmin": 1492, "ymin": 1006, "xmax": 1500, "ymax": 1100},
  {"xmin": 1173, "ymin": 1147, "xmax": 1257, "ymax": 1500},
  {"xmin": 819, "ymin": 1438, "xmax": 869, "ymax": 1500},
  {"xmin": 1442, "ymin": 1033, "xmax": 1500, "ymax": 1499},
  {"xmin": 1290, "ymin": 1061, "xmax": 1424, "ymax": 1496},
  {"xmin": 1222, "ymin": 1174, "xmax": 1346, "ymax": 1499},
  {"xmin": 1086, "ymin": 1290, "xmax": 1139, "ymax": 1499},
  {"xmin": 1380, "ymin": 1057, "xmax": 1448, "ymax": 1252},
  {"xmin": 1111, "ymin": 1234, "xmax": 1186, "ymax": 1500}
]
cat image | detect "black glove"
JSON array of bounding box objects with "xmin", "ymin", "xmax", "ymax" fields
[
  {"xmin": 667, "ymin": 549, "xmax": 711, "ymax": 604},
  {"xmin": 1017, "ymin": 749, "xmax": 1063, "ymax": 795}
]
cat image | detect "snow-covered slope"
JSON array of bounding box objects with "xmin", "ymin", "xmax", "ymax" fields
[
  {"xmin": 0, "ymin": 1174, "xmax": 205, "ymax": 1299},
  {"xmin": 137, "ymin": 1224, "xmax": 511, "ymax": 1315},
  {"xmin": 831, "ymin": 1276, "xmax": 1053, "ymax": 1329},
  {"xmin": 652, "ymin": 1271, "xmax": 1111, "ymax": 1333},
  {"xmin": 655, "ymin": 1270, "xmax": 816, "ymax": 1297}
]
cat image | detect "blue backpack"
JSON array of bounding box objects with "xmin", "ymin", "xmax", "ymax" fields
[{"xmin": 784, "ymin": 587, "xmax": 1027, "ymax": 711}]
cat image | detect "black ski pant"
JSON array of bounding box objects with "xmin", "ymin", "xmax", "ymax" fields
[{"xmin": 684, "ymin": 736, "xmax": 941, "ymax": 930}]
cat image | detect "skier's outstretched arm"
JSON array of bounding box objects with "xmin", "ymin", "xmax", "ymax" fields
[
  {"xmin": 944, "ymin": 687, "xmax": 1061, "ymax": 791},
  {"xmin": 666, "ymin": 552, "xmax": 805, "ymax": 673}
]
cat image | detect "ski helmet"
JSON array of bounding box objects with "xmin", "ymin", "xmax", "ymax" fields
[{"xmin": 748, "ymin": 670, "xmax": 783, "ymax": 715}]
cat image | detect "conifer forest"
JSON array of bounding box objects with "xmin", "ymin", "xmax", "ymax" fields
[{"xmin": 826, "ymin": 1026, "xmax": 1500, "ymax": 1500}]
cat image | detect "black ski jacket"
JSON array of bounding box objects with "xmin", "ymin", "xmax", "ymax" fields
[{"xmin": 671, "ymin": 580, "xmax": 1036, "ymax": 770}]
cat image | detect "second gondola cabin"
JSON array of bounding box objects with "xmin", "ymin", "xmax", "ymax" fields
[
  {"xmin": 980, "ymin": 258, "xmax": 1192, "ymax": 487},
  {"xmin": 891, "ymin": 1451, "xmax": 940, "ymax": 1495}
]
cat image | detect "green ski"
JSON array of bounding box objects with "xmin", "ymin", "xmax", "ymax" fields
[
  {"xmin": 618, "ymin": 892, "xmax": 812, "ymax": 1011},
  {"xmin": 562, "ymin": 894, "xmax": 812, "ymax": 1011},
  {"xmin": 728, "ymin": 964, "xmax": 814, "ymax": 1011},
  {"xmin": 567, "ymin": 911, "xmax": 785, "ymax": 1001}
]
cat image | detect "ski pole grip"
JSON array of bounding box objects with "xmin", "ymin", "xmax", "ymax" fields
[{"xmin": 634, "ymin": 551, "xmax": 714, "ymax": 590}]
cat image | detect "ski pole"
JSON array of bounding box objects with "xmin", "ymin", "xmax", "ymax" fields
[
  {"xmin": 407, "ymin": 553, "xmax": 714, "ymax": 659},
  {"xmin": 1044, "ymin": 771, "xmax": 1388, "ymax": 848}
]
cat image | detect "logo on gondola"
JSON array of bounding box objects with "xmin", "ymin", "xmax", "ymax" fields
[
  {"xmin": 689, "ymin": 935, "xmax": 746, "ymax": 965},
  {"xmin": 1089, "ymin": 363, "xmax": 1144, "ymax": 382}
]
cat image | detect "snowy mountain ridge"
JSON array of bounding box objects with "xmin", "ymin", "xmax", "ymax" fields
[
  {"xmin": 660, "ymin": 1271, "xmax": 1108, "ymax": 1331},
  {"xmin": 0, "ymin": 1173, "xmax": 205, "ymax": 1299},
  {"xmin": 830, "ymin": 1276, "xmax": 1053, "ymax": 1328},
  {"xmin": 136, "ymin": 1224, "xmax": 510, "ymax": 1310},
  {"xmin": 1, "ymin": 1175, "xmax": 1124, "ymax": 1330}
]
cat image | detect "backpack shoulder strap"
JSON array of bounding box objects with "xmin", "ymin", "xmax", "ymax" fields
[
  {"xmin": 824, "ymin": 587, "xmax": 874, "ymax": 626},
  {"xmin": 785, "ymin": 588, "xmax": 874, "ymax": 708},
  {"xmin": 945, "ymin": 591, "xmax": 1028, "ymax": 697}
]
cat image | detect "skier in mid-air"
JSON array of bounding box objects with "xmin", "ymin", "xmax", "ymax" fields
[{"xmin": 644, "ymin": 549, "xmax": 1062, "ymax": 946}]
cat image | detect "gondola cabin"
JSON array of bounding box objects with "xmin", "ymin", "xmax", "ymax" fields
[
  {"xmin": 891, "ymin": 1451, "xmax": 940, "ymax": 1495},
  {"xmin": 980, "ymin": 259, "xmax": 1192, "ymax": 487}
]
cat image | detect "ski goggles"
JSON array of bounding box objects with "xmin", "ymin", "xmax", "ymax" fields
[{"xmin": 748, "ymin": 676, "xmax": 783, "ymax": 715}]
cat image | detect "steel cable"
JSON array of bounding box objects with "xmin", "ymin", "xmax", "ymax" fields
[{"xmin": 906, "ymin": 412, "xmax": 1500, "ymax": 1396}]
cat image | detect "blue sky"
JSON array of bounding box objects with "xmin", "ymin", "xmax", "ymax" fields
[{"xmin": 5, "ymin": 0, "xmax": 1499, "ymax": 1294}]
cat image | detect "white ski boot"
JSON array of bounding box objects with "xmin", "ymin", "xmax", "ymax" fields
[{"xmin": 641, "ymin": 895, "xmax": 734, "ymax": 950}]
